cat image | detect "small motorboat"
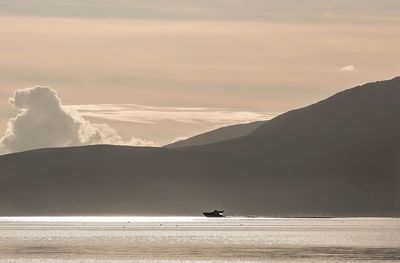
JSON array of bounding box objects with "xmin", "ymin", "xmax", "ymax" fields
[{"xmin": 203, "ymin": 210, "xmax": 225, "ymax": 218}]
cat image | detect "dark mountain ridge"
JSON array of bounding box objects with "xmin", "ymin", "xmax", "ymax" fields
[
  {"xmin": 165, "ymin": 121, "xmax": 264, "ymax": 148},
  {"xmin": 0, "ymin": 77, "xmax": 399, "ymax": 217}
]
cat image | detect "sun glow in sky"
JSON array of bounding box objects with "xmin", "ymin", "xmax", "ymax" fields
[{"xmin": 0, "ymin": 0, "xmax": 399, "ymax": 150}]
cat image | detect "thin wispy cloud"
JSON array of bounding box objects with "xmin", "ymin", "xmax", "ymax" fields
[
  {"xmin": 340, "ymin": 65, "xmax": 356, "ymax": 72},
  {"xmin": 170, "ymin": 136, "xmax": 189, "ymax": 144},
  {"xmin": 1, "ymin": 0, "xmax": 399, "ymax": 23},
  {"xmin": 65, "ymin": 104, "xmax": 277, "ymax": 125}
]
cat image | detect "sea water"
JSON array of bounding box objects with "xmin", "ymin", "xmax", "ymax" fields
[{"xmin": 0, "ymin": 217, "xmax": 399, "ymax": 262}]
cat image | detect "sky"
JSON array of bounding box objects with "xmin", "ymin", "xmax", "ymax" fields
[{"xmin": 0, "ymin": 0, "xmax": 399, "ymax": 153}]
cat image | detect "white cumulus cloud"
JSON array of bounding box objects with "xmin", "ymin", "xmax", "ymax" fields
[{"xmin": 0, "ymin": 86, "xmax": 156, "ymax": 154}]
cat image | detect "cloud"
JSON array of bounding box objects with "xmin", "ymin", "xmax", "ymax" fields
[
  {"xmin": 0, "ymin": 86, "xmax": 156, "ymax": 154},
  {"xmin": 66, "ymin": 104, "xmax": 276, "ymax": 125},
  {"xmin": 340, "ymin": 65, "xmax": 356, "ymax": 72},
  {"xmin": 170, "ymin": 136, "xmax": 189, "ymax": 144},
  {"xmin": 0, "ymin": 0, "xmax": 399, "ymax": 23}
]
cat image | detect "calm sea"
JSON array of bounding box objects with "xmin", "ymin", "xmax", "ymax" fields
[{"xmin": 0, "ymin": 217, "xmax": 399, "ymax": 262}]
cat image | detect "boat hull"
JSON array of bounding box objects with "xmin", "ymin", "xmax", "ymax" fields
[{"xmin": 203, "ymin": 211, "xmax": 225, "ymax": 218}]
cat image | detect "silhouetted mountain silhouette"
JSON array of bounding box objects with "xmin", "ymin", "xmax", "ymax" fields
[
  {"xmin": 165, "ymin": 121, "xmax": 264, "ymax": 148},
  {"xmin": 0, "ymin": 77, "xmax": 399, "ymax": 216}
]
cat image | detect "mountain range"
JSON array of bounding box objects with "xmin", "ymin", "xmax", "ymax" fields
[{"xmin": 0, "ymin": 77, "xmax": 399, "ymax": 216}]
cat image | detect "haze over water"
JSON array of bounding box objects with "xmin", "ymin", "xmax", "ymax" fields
[{"xmin": 0, "ymin": 217, "xmax": 399, "ymax": 262}]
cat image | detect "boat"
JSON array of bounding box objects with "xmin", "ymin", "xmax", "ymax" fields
[{"xmin": 203, "ymin": 210, "xmax": 225, "ymax": 217}]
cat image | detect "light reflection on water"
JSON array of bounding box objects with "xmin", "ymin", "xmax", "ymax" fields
[
  {"xmin": 0, "ymin": 217, "xmax": 399, "ymax": 262},
  {"xmin": 0, "ymin": 216, "xmax": 205, "ymax": 223}
]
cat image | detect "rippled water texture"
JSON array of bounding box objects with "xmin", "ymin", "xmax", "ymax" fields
[{"xmin": 0, "ymin": 217, "xmax": 399, "ymax": 262}]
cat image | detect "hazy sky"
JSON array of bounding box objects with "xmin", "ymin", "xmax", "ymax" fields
[{"xmin": 0, "ymin": 0, "xmax": 399, "ymax": 152}]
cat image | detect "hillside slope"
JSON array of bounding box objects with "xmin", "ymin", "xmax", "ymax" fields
[
  {"xmin": 165, "ymin": 121, "xmax": 264, "ymax": 148},
  {"xmin": 0, "ymin": 77, "xmax": 399, "ymax": 217}
]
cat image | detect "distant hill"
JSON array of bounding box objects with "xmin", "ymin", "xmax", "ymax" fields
[
  {"xmin": 165, "ymin": 121, "xmax": 264, "ymax": 149},
  {"xmin": 0, "ymin": 77, "xmax": 399, "ymax": 217}
]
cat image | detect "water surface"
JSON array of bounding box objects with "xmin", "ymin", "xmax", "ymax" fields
[{"xmin": 0, "ymin": 217, "xmax": 399, "ymax": 262}]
